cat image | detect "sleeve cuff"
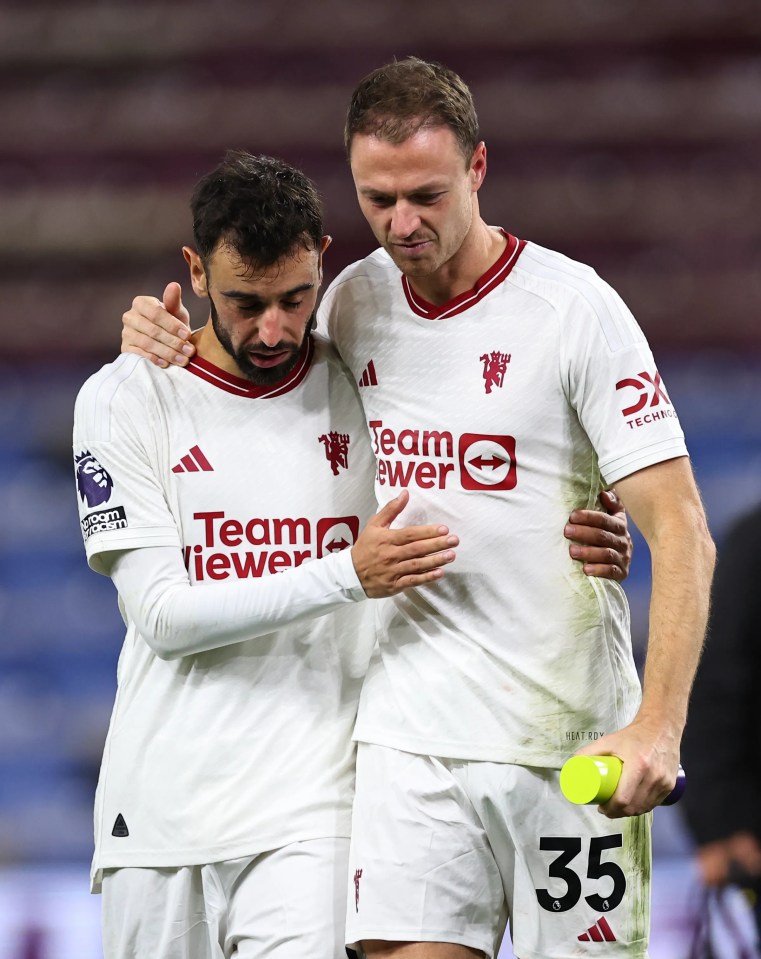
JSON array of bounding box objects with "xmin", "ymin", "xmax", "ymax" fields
[
  {"xmin": 331, "ymin": 545, "xmax": 367, "ymax": 602},
  {"xmin": 85, "ymin": 527, "xmax": 181, "ymax": 574},
  {"xmin": 601, "ymin": 439, "xmax": 689, "ymax": 486}
]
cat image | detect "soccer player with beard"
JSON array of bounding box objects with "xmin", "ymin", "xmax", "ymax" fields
[{"xmin": 73, "ymin": 151, "xmax": 460, "ymax": 959}]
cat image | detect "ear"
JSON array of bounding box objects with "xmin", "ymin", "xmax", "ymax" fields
[
  {"xmin": 317, "ymin": 234, "xmax": 332, "ymax": 280},
  {"xmin": 183, "ymin": 246, "xmax": 209, "ymax": 299},
  {"xmin": 470, "ymin": 142, "xmax": 487, "ymax": 193}
]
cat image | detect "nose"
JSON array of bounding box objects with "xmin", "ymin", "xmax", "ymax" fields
[
  {"xmin": 390, "ymin": 201, "xmax": 421, "ymax": 239},
  {"xmin": 258, "ymin": 307, "xmax": 287, "ymax": 347}
]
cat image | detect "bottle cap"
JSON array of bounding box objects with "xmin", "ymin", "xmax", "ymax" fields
[
  {"xmin": 559, "ymin": 755, "xmax": 623, "ymax": 805},
  {"xmin": 661, "ymin": 765, "xmax": 687, "ymax": 805}
]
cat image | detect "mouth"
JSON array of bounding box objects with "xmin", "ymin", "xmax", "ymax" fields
[
  {"xmin": 393, "ymin": 239, "xmax": 432, "ymax": 255},
  {"xmin": 248, "ymin": 350, "xmax": 292, "ymax": 368}
]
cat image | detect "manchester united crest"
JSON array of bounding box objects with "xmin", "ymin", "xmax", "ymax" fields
[
  {"xmin": 318, "ymin": 431, "xmax": 350, "ymax": 475},
  {"xmin": 480, "ymin": 351, "xmax": 511, "ymax": 394}
]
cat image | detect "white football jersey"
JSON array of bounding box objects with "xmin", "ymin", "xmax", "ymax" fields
[
  {"xmin": 73, "ymin": 338, "xmax": 376, "ymax": 890},
  {"xmin": 317, "ymin": 232, "xmax": 688, "ymax": 767}
]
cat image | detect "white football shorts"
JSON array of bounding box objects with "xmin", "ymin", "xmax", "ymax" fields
[
  {"xmin": 101, "ymin": 837, "xmax": 350, "ymax": 959},
  {"xmin": 346, "ymin": 744, "xmax": 651, "ymax": 959}
]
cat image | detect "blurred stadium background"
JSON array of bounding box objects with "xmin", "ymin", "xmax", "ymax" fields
[{"xmin": 1, "ymin": 0, "xmax": 760, "ymax": 955}]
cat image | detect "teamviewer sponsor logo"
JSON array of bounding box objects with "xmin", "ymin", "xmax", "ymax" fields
[
  {"xmin": 458, "ymin": 433, "xmax": 517, "ymax": 491},
  {"xmin": 182, "ymin": 511, "xmax": 361, "ymax": 580},
  {"xmin": 369, "ymin": 419, "xmax": 519, "ymax": 493},
  {"xmin": 81, "ymin": 506, "xmax": 128, "ymax": 540}
]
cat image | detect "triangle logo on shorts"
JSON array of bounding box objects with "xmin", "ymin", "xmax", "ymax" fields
[
  {"xmin": 578, "ymin": 916, "xmax": 616, "ymax": 942},
  {"xmin": 111, "ymin": 813, "xmax": 129, "ymax": 838}
]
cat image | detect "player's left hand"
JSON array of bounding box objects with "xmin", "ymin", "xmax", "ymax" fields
[
  {"xmin": 565, "ymin": 489, "xmax": 632, "ymax": 581},
  {"xmin": 575, "ymin": 720, "xmax": 679, "ymax": 818}
]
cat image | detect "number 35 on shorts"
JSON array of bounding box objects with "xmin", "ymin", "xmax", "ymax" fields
[{"xmin": 535, "ymin": 835, "xmax": 626, "ymax": 913}]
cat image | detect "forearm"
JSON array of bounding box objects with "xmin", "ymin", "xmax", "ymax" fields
[
  {"xmin": 108, "ymin": 545, "xmax": 365, "ymax": 660},
  {"xmin": 580, "ymin": 459, "xmax": 715, "ymax": 816},
  {"xmin": 636, "ymin": 509, "xmax": 716, "ymax": 737}
]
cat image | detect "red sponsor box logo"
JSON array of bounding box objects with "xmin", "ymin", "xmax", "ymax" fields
[
  {"xmin": 316, "ymin": 516, "xmax": 360, "ymax": 557},
  {"xmin": 458, "ymin": 434, "xmax": 517, "ymax": 491}
]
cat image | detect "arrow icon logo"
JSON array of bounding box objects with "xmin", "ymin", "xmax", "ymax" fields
[
  {"xmin": 468, "ymin": 453, "xmax": 508, "ymax": 471},
  {"xmin": 326, "ymin": 538, "xmax": 350, "ymax": 552},
  {"xmin": 316, "ymin": 517, "xmax": 360, "ymax": 557},
  {"xmin": 458, "ymin": 433, "xmax": 517, "ymax": 491}
]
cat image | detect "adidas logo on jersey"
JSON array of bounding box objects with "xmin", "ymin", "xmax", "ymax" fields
[
  {"xmin": 358, "ymin": 360, "xmax": 378, "ymax": 387},
  {"xmin": 578, "ymin": 916, "xmax": 616, "ymax": 942},
  {"xmin": 172, "ymin": 445, "xmax": 214, "ymax": 474}
]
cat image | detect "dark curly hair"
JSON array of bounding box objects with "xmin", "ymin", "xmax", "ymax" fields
[
  {"xmin": 190, "ymin": 151, "xmax": 323, "ymax": 269},
  {"xmin": 344, "ymin": 57, "xmax": 479, "ymax": 164}
]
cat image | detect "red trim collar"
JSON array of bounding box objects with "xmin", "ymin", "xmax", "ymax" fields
[
  {"xmin": 184, "ymin": 335, "xmax": 315, "ymax": 398},
  {"xmin": 402, "ymin": 231, "xmax": 526, "ymax": 320}
]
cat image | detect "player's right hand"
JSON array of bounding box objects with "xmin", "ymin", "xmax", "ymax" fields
[
  {"xmin": 121, "ymin": 282, "xmax": 196, "ymax": 368},
  {"xmin": 352, "ymin": 490, "xmax": 458, "ymax": 597},
  {"xmin": 576, "ymin": 718, "xmax": 678, "ymax": 818}
]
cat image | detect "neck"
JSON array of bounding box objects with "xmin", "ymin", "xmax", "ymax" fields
[{"xmin": 407, "ymin": 218, "xmax": 507, "ymax": 306}]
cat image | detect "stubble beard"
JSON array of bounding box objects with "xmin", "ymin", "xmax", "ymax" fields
[
  {"xmin": 385, "ymin": 241, "xmax": 441, "ymax": 278},
  {"xmin": 209, "ymin": 296, "xmax": 314, "ymax": 386}
]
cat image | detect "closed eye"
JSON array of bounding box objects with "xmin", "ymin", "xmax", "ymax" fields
[
  {"xmin": 233, "ymin": 301, "xmax": 264, "ymax": 315},
  {"xmin": 411, "ymin": 192, "xmax": 446, "ymax": 205},
  {"xmin": 365, "ymin": 192, "xmax": 445, "ymax": 208}
]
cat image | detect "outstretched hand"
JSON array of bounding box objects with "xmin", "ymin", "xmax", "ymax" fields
[
  {"xmin": 565, "ymin": 489, "xmax": 633, "ymax": 581},
  {"xmin": 351, "ymin": 490, "xmax": 458, "ymax": 597},
  {"xmin": 121, "ymin": 282, "xmax": 196, "ymax": 368}
]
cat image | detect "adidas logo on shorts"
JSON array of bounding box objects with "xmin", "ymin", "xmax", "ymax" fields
[{"xmin": 578, "ymin": 916, "xmax": 616, "ymax": 942}]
